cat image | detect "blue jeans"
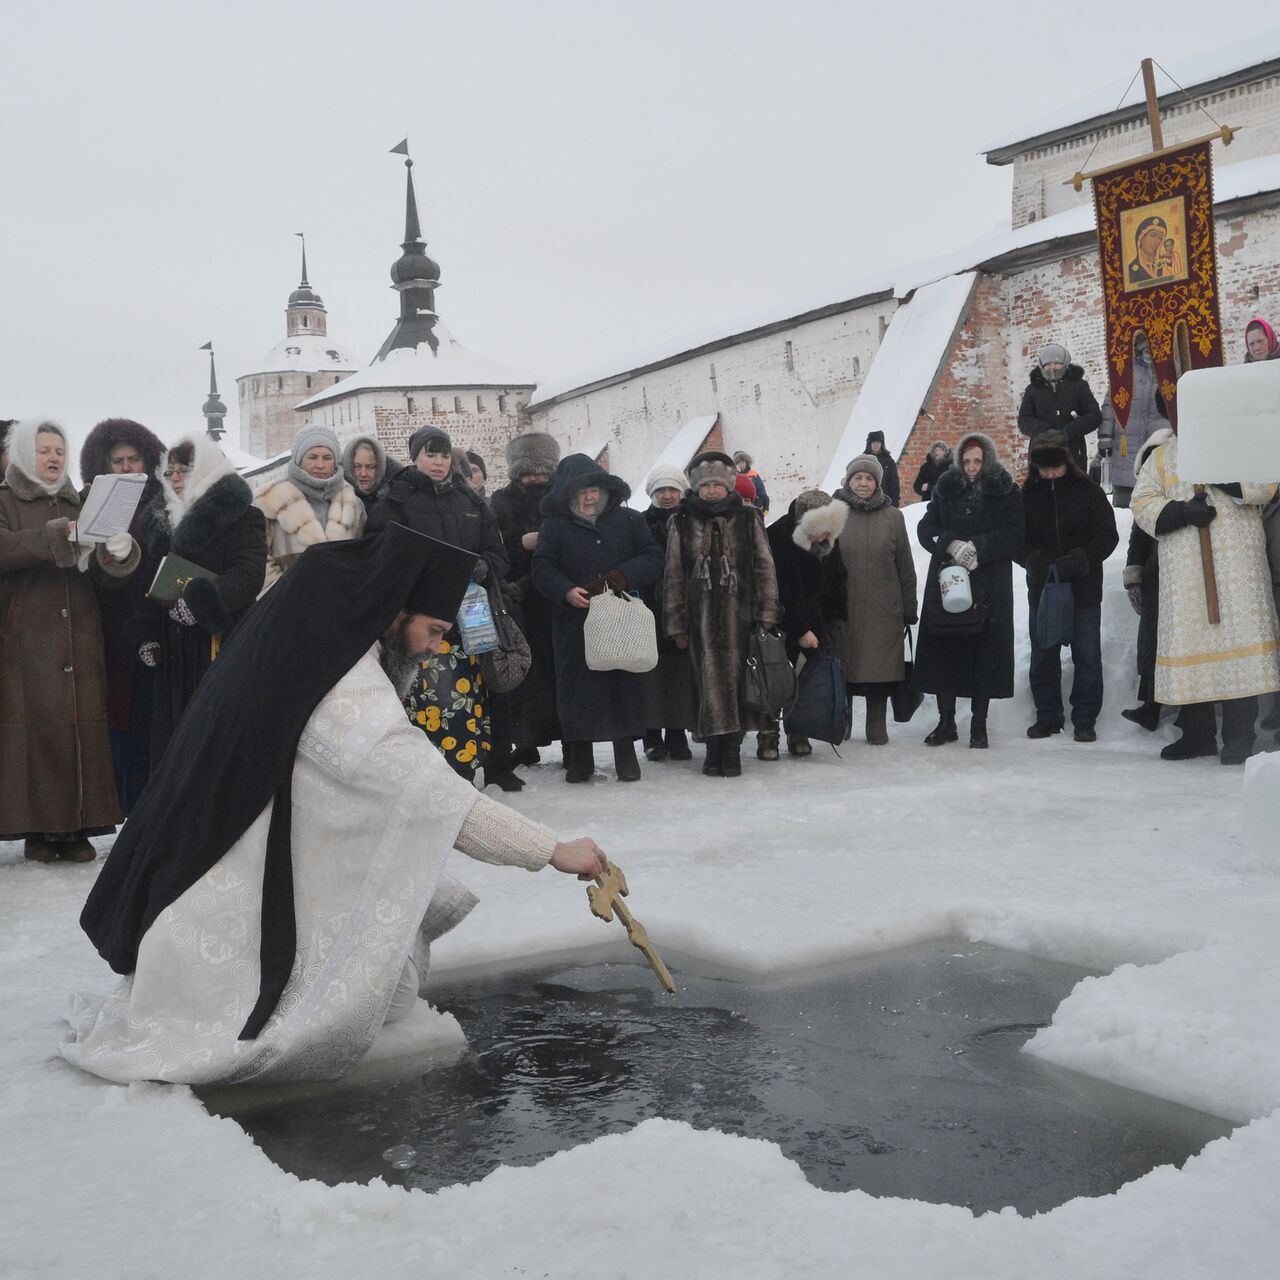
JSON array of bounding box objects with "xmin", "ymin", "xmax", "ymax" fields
[{"xmin": 1028, "ymin": 598, "xmax": 1103, "ymax": 728}]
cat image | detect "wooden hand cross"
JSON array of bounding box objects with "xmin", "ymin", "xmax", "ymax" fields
[{"xmin": 587, "ymin": 862, "xmax": 676, "ymax": 994}]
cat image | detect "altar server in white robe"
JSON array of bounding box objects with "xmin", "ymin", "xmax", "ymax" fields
[
  {"xmin": 63, "ymin": 524, "xmax": 607, "ymax": 1086},
  {"xmin": 1132, "ymin": 428, "xmax": 1280, "ymax": 764}
]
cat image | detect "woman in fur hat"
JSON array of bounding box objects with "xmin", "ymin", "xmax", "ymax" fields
[
  {"xmin": 664, "ymin": 451, "xmax": 780, "ymax": 777},
  {"xmin": 832, "ymin": 455, "xmax": 918, "ymax": 745},
  {"xmin": 0, "ymin": 418, "xmax": 141, "ymax": 861},
  {"xmin": 760, "ymin": 489, "xmax": 848, "ymax": 758},
  {"xmin": 640, "ymin": 466, "xmax": 697, "ymax": 763},
  {"xmin": 256, "ymin": 424, "xmax": 366, "ymax": 591},
  {"xmin": 485, "ymin": 431, "xmax": 563, "ymax": 789},
  {"xmin": 340, "ymin": 434, "xmax": 393, "ymax": 514},
  {"xmin": 128, "ymin": 435, "xmax": 267, "ymax": 766},
  {"xmin": 915, "ymin": 432, "xmax": 1024, "ymax": 748},
  {"xmin": 368, "ymin": 426, "xmax": 509, "ymax": 781},
  {"xmin": 79, "ymin": 417, "xmax": 167, "ymax": 813}
]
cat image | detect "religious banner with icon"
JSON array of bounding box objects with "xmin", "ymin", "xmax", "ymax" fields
[{"xmin": 1091, "ymin": 139, "xmax": 1224, "ymax": 426}]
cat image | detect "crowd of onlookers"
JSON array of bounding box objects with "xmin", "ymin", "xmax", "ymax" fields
[{"xmin": 2, "ymin": 320, "xmax": 1278, "ymax": 861}]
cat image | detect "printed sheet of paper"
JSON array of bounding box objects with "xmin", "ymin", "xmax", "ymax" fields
[{"xmin": 77, "ymin": 472, "xmax": 148, "ymax": 543}]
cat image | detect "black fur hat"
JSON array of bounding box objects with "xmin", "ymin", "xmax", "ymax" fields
[{"xmin": 80, "ymin": 418, "xmax": 166, "ymax": 484}]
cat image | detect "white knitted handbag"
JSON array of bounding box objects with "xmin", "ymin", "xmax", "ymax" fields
[{"xmin": 583, "ymin": 590, "xmax": 659, "ymax": 673}]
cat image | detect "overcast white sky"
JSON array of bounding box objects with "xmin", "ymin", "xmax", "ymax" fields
[{"xmin": 0, "ymin": 0, "xmax": 1232, "ymax": 460}]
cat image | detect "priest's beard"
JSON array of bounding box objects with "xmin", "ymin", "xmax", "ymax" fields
[{"xmin": 379, "ymin": 629, "xmax": 426, "ymax": 700}]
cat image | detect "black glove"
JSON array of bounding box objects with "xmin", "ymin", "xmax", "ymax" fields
[
  {"xmin": 1214, "ymin": 482, "xmax": 1243, "ymax": 500},
  {"xmin": 471, "ymin": 559, "xmax": 488, "ymax": 583},
  {"xmin": 1184, "ymin": 496, "xmax": 1217, "ymax": 528},
  {"xmin": 1053, "ymin": 547, "xmax": 1090, "ymax": 581},
  {"xmin": 1024, "ymin": 548, "xmax": 1049, "ymax": 584}
]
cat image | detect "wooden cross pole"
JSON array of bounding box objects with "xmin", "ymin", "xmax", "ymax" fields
[{"xmin": 587, "ymin": 862, "xmax": 676, "ymax": 994}]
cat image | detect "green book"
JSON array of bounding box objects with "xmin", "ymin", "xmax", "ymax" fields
[{"xmin": 147, "ymin": 553, "xmax": 216, "ymax": 604}]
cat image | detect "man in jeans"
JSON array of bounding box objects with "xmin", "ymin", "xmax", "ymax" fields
[{"xmin": 1016, "ymin": 430, "xmax": 1119, "ymax": 742}]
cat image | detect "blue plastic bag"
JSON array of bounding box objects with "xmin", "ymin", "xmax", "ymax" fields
[
  {"xmin": 784, "ymin": 646, "xmax": 850, "ymax": 746},
  {"xmin": 1036, "ymin": 564, "xmax": 1074, "ymax": 649}
]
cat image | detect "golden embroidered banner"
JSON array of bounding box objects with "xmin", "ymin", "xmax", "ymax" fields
[{"xmin": 1091, "ymin": 139, "xmax": 1224, "ymax": 427}]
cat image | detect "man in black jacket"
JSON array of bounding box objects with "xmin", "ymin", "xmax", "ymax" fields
[
  {"xmin": 1017, "ymin": 343, "xmax": 1102, "ymax": 472},
  {"xmin": 865, "ymin": 431, "xmax": 901, "ymax": 506},
  {"xmin": 1017, "ymin": 430, "xmax": 1118, "ymax": 742}
]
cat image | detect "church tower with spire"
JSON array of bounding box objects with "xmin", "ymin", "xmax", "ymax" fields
[
  {"xmin": 236, "ymin": 236, "xmax": 361, "ymax": 458},
  {"xmin": 296, "ymin": 142, "xmax": 536, "ymax": 483}
]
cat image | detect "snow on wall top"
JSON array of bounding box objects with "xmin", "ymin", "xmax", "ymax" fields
[
  {"xmin": 242, "ymin": 331, "xmax": 361, "ymax": 378},
  {"xmin": 982, "ymin": 29, "xmax": 1280, "ymax": 156},
  {"xmin": 296, "ymin": 321, "xmax": 537, "ymax": 409},
  {"xmin": 527, "ymin": 149, "xmax": 1280, "ymax": 417},
  {"xmin": 819, "ymin": 274, "xmax": 978, "ymax": 494},
  {"xmin": 625, "ymin": 414, "xmax": 719, "ymax": 495}
]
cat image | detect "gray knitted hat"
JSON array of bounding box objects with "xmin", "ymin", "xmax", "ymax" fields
[
  {"xmin": 688, "ymin": 450, "xmax": 736, "ymax": 492},
  {"xmin": 506, "ymin": 431, "xmax": 560, "ymax": 481},
  {"xmin": 645, "ymin": 465, "xmax": 689, "ymax": 498},
  {"xmin": 1039, "ymin": 342, "xmax": 1070, "ymax": 368},
  {"xmin": 844, "ymin": 453, "xmax": 884, "ymax": 485},
  {"xmin": 732, "ymin": 450, "xmax": 753, "ymax": 467},
  {"xmin": 291, "ymin": 423, "xmax": 341, "ymax": 466}
]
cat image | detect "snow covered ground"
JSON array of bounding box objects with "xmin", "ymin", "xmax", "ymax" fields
[{"xmin": 4, "ymin": 506, "xmax": 1279, "ymax": 1279}]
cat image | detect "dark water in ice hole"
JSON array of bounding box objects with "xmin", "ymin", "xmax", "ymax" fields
[{"xmin": 204, "ymin": 940, "xmax": 1234, "ymax": 1215}]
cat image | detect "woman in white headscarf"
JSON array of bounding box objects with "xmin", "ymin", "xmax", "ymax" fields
[{"xmin": 0, "ymin": 418, "xmax": 140, "ymax": 861}]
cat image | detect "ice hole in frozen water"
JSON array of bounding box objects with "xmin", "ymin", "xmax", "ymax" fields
[{"xmin": 201, "ymin": 939, "xmax": 1233, "ymax": 1215}]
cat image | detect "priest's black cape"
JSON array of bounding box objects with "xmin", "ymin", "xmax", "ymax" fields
[{"xmin": 81, "ymin": 523, "xmax": 476, "ymax": 1040}]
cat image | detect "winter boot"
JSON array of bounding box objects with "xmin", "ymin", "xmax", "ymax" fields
[
  {"xmin": 485, "ymin": 767, "xmax": 526, "ymax": 792},
  {"xmin": 57, "ymin": 838, "xmax": 97, "ymax": 863},
  {"xmin": 664, "ymin": 728, "xmax": 692, "ymax": 760},
  {"xmin": 702, "ymin": 737, "xmax": 723, "ymax": 776},
  {"xmin": 1026, "ymin": 718, "xmax": 1064, "ymax": 739},
  {"xmin": 865, "ymin": 694, "xmax": 889, "ymax": 746},
  {"xmin": 643, "ymin": 730, "xmax": 668, "ymax": 762},
  {"xmin": 613, "ymin": 738, "xmax": 642, "ymax": 782},
  {"xmin": 924, "ymin": 712, "xmax": 958, "ymax": 747},
  {"xmin": 1121, "ymin": 701, "xmax": 1162, "ymax": 732},
  {"xmin": 756, "ymin": 731, "xmax": 780, "ymax": 761},
  {"xmin": 720, "ymin": 735, "xmax": 742, "ymax": 777},
  {"xmin": 23, "ymin": 837, "xmax": 58, "ymax": 863},
  {"xmin": 1073, "ymin": 725, "xmax": 1097, "ymax": 743},
  {"xmin": 1160, "ymin": 734, "xmax": 1217, "ymax": 761},
  {"xmin": 969, "ymin": 714, "xmax": 989, "ymax": 749},
  {"xmin": 564, "ymin": 740, "xmax": 595, "ymax": 783},
  {"xmin": 787, "ymin": 734, "xmax": 813, "ymax": 757}
]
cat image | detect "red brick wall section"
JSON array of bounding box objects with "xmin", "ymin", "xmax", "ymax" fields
[{"xmin": 898, "ymin": 272, "xmax": 1019, "ymax": 503}]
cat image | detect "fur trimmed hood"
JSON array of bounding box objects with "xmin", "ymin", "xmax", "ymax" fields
[
  {"xmin": 3, "ymin": 418, "xmax": 79, "ymax": 501},
  {"xmin": 934, "ymin": 432, "xmax": 1014, "ymax": 498},
  {"xmin": 79, "ymin": 418, "xmax": 166, "ymax": 485},
  {"xmin": 340, "ymin": 434, "xmax": 388, "ymax": 495},
  {"xmin": 1029, "ymin": 363, "xmax": 1086, "ymax": 389},
  {"xmin": 541, "ymin": 453, "xmax": 631, "ymax": 519},
  {"xmin": 141, "ymin": 468, "xmax": 256, "ymax": 559},
  {"xmin": 791, "ymin": 496, "xmax": 847, "ymax": 553}
]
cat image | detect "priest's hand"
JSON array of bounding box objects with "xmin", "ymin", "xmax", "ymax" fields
[{"xmin": 551, "ymin": 838, "xmax": 609, "ymax": 880}]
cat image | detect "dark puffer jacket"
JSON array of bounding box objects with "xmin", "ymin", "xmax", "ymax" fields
[
  {"xmin": 865, "ymin": 431, "xmax": 901, "ymax": 506},
  {"xmin": 531, "ymin": 455, "xmax": 664, "ymax": 742},
  {"xmin": 912, "ymin": 443, "xmax": 953, "ymax": 500},
  {"xmin": 1017, "ymin": 365, "xmax": 1102, "ymax": 471},
  {"xmin": 914, "ymin": 434, "xmax": 1024, "ymax": 700},
  {"xmin": 366, "ymin": 466, "xmax": 507, "ymax": 585},
  {"xmin": 1017, "ymin": 460, "xmax": 1119, "ymax": 610}
]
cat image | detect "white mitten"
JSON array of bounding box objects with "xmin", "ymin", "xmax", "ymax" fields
[
  {"xmin": 947, "ymin": 540, "xmax": 978, "ymax": 570},
  {"xmin": 104, "ymin": 531, "xmax": 133, "ymax": 562}
]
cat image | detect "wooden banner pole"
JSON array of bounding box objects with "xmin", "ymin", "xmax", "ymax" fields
[{"xmin": 1142, "ymin": 58, "xmax": 1165, "ymax": 150}]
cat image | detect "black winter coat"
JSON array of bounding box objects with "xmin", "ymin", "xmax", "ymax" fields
[
  {"xmin": 531, "ymin": 456, "xmax": 664, "ymax": 742},
  {"xmin": 912, "ymin": 449, "xmax": 952, "ymax": 499},
  {"xmin": 766, "ymin": 503, "xmax": 848, "ymax": 663},
  {"xmin": 914, "ymin": 461, "xmax": 1024, "ymax": 700},
  {"xmin": 641, "ymin": 504, "xmax": 683, "ymax": 656},
  {"xmin": 366, "ymin": 467, "xmax": 507, "ymax": 585},
  {"xmin": 1017, "ymin": 468, "xmax": 1119, "ymax": 610},
  {"xmin": 1017, "ymin": 365, "xmax": 1102, "ymax": 471},
  {"xmin": 128, "ymin": 475, "xmax": 267, "ymax": 764},
  {"xmin": 488, "ymin": 477, "xmax": 559, "ymax": 751},
  {"xmin": 1126, "ymin": 520, "xmax": 1160, "ymax": 692},
  {"xmin": 865, "ymin": 434, "xmax": 901, "ymax": 506}
]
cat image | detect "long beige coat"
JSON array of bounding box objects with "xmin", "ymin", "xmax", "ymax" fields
[
  {"xmin": 1131, "ymin": 437, "xmax": 1280, "ymax": 704},
  {"xmin": 255, "ymin": 477, "xmax": 366, "ymax": 592},
  {"xmin": 831, "ymin": 495, "xmax": 918, "ymax": 684}
]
